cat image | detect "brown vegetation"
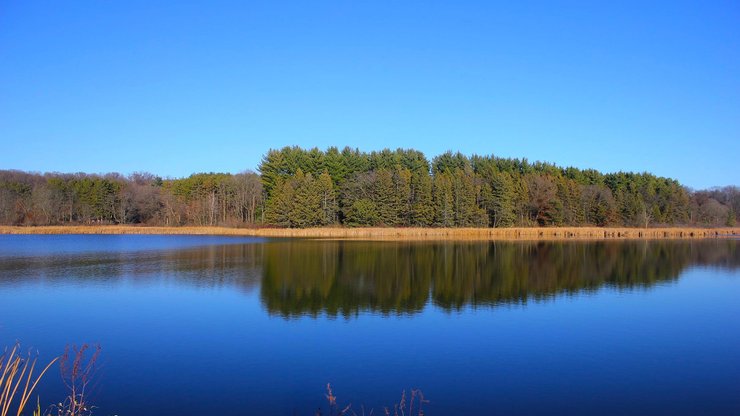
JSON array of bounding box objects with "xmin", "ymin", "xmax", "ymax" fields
[
  {"xmin": 0, "ymin": 225, "xmax": 737, "ymax": 240},
  {"xmin": 0, "ymin": 345, "xmax": 58, "ymax": 416},
  {"xmin": 49, "ymin": 345, "xmax": 100, "ymax": 416},
  {"xmin": 318, "ymin": 384, "xmax": 427, "ymax": 416},
  {"xmin": 0, "ymin": 344, "xmax": 100, "ymax": 416}
]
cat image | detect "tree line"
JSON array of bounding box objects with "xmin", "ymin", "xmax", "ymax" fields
[
  {"xmin": 0, "ymin": 146, "xmax": 737, "ymax": 227},
  {"xmin": 0, "ymin": 170, "xmax": 263, "ymax": 226},
  {"xmin": 259, "ymin": 146, "xmax": 737, "ymax": 228}
]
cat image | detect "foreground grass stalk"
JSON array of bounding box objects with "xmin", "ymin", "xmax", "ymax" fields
[
  {"xmin": 0, "ymin": 345, "xmax": 58, "ymax": 416},
  {"xmin": 320, "ymin": 384, "xmax": 428, "ymax": 416},
  {"xmin": 50, "ymin": 344, "xmax": 100, "ymax": 416}
]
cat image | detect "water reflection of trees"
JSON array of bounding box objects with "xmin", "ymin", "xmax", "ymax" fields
[
  {"xmin": 0, "ymin": 244, "xmax": 263, "ymax": 291},
  {"xmin": 2, "ymin": 239, "xmax": 738, "ymax": 318},
  {"xmin": 261, "ymin": 240, "xmax": 740, "ymax": 318}
]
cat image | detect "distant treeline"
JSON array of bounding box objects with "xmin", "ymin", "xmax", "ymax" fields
[{"xmin": 1, "ymin": 146, "xmax": 738, "ymax": 227}]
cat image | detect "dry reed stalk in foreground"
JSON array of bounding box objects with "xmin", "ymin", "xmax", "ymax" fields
[
  {"xmin": 48, "ymin": 344, "xmax": 101, "ymax": 416},
  {"xmin": 318, "ymin": 384, "xmax": 428, "ymax": 416},
  {"xmin": 0, "ymin": 344, "xmax": 58, "ymax": 416}
]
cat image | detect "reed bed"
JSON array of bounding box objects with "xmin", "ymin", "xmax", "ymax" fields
[{"xmin": 0, "ymin": 225, "xmax": 737, "ymax": 241}]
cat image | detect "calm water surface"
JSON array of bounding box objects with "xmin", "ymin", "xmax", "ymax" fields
[{"xmin": 1, "ymin": 235, "xmax": 739, "ymax": 415}]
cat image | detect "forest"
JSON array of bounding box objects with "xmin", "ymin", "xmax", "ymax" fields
[{"xmin": 0, "ymin": 146, "xmax": 737, "ymax": 228}]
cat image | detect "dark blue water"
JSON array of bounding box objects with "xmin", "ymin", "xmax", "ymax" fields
[{"xmin": 1, "ymin": 235, "xmax": 738, "ymax": 415}]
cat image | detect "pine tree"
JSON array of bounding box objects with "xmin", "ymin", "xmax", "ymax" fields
[
  {"xmin": 433, "ymin": 173, "xmax": 454, "ymax": 227},
  {"xmin": 259, "ymin": 149, "xmax": 286, "ymax": 196},
  {"xmin": 394, "ymin": 167, "xmax": 412, "ymax": 226},
  {"xmin": 489, "ymin": 171, "xmax": 515, "ymax": 227},
  {"xmin": 374, "ymin": 169, "xmax": 399, "ymax": 226},
  {"xmin": 511, "ymin": 175, "xmax": 530, "ymax": 226},
  {"xmin": 345, "ymin": 199, "xmax": 379, "ymax": 226},
  {"xmin": 450, "ymin": 169, "xmax": 483, "ymax": 227},
  {"xmin": 411, "ymin": 171, "xmax": 434, "ymax": 226},
  {"xmin": 324, "ymin": 147, "xmax": 347, "ymax": 187},
  {"xmin": 557, "ymin": 177, "xmax": 585, "ymax": 225},
  {"xmin": 291, "ymin": 170, "xmax": 322, "ymax": 228},
  {"xmin": 317, "ymin": 170, "xmax": 338, "ymax": 225},
  {"xmin": 265, "ymin": 177, "xmax": 294, "ymax": 227}
]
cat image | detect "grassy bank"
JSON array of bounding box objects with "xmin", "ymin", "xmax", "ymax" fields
[{"xmin": 0, "ymin": 225, "xmax": 738, "ymax": 240}]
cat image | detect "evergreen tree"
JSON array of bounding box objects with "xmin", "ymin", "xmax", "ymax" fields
[
  {"xmin": 433, "ymin": 173, "xmax": 454, "ymax": 227},
  {"xmin": 259, "ymin": 149, "xmax": 286, "ymax": 196},
  {"xmin": 394, "ymin": 167, "xmax": 412, "ymax": 226},
  {"xmin": 290, "ymin": 170, "xmax": 322, "ymax": 228},
  {"xmin": 411, "ymin": 171, "xmax": 434, "ymax": 226},
  {"xmin": 557, "ymin": 177, "xmax": 585, "ymax": 225},
  {"xmin": 374, "ymin": 169, "xmax": 399, "ymax": 226},
  {"xmin": 488, "ymin": 171, "xmax": 515, "ymax": 227},
  {"xmin": 432, "ymin": 151, "xmax": 471, "ymax": 173},
  {"xmin": 324, "ymin": 147, "xmax": 347, "ymax": 187},
  {"xmin": 451, "ymin": 169, "xmax": 480, "ymax": 226},
  {"xmin": 511, "ymin": 175, "xmax": 530, "ymax": 226},
  {"xmin": 346, "ymin": 199, "xmax": 379, "ymax": 226},
  {"xmin": 317, "ymin": 170, "xmax": 338, "ymax": 225},
  {"xmin": 265, "ymin": 177, "xmax": 294, "ymax": 227}
]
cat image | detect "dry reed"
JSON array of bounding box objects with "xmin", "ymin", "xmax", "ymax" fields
[
  {"xmin": 0, "ymin": 225, "xmax": 737, "ymax": 241},
  {"xmin": 0, "ymin": 344, "xmax": 58, "ymax": 416},
  {"xmin": 318, "ymin": 384, "xmax": 428, "ymax": 416},
  {"xmin": 48, "ymin": 344, "xmax": 101, "ymax": 416}
]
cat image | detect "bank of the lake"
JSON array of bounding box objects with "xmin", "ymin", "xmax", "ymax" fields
[{"xmin": 0, "ymin": 225, "xmax": 737, "ymax": 240}]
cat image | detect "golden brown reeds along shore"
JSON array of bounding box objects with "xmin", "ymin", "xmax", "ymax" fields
[{"xmin": 0, "ymin": 225, "xmax": 738, "ymax": 241}]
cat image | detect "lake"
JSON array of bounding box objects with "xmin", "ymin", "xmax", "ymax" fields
[{"xmin": 1, "ymin": 235, "xmax": 739, "ymax": 415}]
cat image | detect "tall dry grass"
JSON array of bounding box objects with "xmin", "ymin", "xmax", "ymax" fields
[
  {"xmin": 318, "ymin": 384, "xmax": 428, "ymax": 416},
  {"xmin": 47, "ymin": 344, "xmax": 100, "ymax": 416},
  {"xmin": 0, "ymin": 345, "xmax": 58, "ymax": 416},
  {"xmin": 0, "ymin": 225, "xmax": 738, "ymax": 241}
]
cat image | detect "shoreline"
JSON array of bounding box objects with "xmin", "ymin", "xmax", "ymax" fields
[{"xmin": 0, "ymin": 225, "xmax": 737, "ymax": 241}]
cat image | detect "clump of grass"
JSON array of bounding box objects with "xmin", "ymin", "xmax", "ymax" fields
[
  {"xmin": 0, "ymin": 344, "xmax": 58, "ymax": 416},
  {"xmin": 317, "ymin": 384, "xmax": 428, "ymax": 416},
  {"xmin": 47, "ymin": 344, "xmax": 101, "ymax": 416},
  {"xmin": 383, "ymin": 388, "xmax": 427, "ymax": 416}
]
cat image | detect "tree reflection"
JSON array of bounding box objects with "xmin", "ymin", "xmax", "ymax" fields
[
  {"xmin": 2, "ymin": 238, "xmax": 738, "ymax": 319},
  {"xmin": 0, "ymin": 243, "xmax": 264, "ymax": 291},
  {"xmin": 261, "ymin": 240, "xmax": 740, "ymax": 318}
]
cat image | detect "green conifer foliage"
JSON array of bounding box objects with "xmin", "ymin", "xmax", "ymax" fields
[
  {"xmin": 433, "ymin": 173, "xmax": 454, "ymax": 227},
  {"xmin": 265, "ymin": 177, "xmax": 294, "ymax": 227},
  {"xmin": 346, "ymin": 199, "xmax": 379, "ymax": 227},
  {"xmin": 489, "ymin": 171, "xmax": 516, "ymax": 227},
  {"xmin": 411, "ymin": 171, "xmax": 434, "ymax": 226},
  {"xmin": 317, "ymin": 170, "xmax": 338, "ymax": 225},
  {"xmin": 394, "ymin": 167, "xmax": 412, "ymax": 226},
  {"xmin": 374, "ymin": 169, "xmax": 399, "ymax": 226},
  {"xmin": 291, "ymin": 170, "xmax": 323, "ymax": 228}
]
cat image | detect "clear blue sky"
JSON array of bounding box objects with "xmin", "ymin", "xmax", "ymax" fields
[{"xmin": 1, "ymin": 1, "xmax": 738, "ymax": 189}]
